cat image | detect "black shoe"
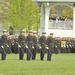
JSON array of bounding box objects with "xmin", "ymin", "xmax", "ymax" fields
[
  {"xmin": 41, "ymin": 59, "xmax": 44, "ymax": 61},
  {"xmin": 27, "ymin": 59, "xmax": 30, "ymax": 61},
  {"xmin": 19, "ymin": 59, "xmax": 23, "ymax": 60},
  {"xmin": 47, "ymin": 59, "xmax": 51, "ymax": 61}
]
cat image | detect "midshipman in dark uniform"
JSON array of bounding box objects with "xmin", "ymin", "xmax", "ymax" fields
[
  {"xmin": 32, "ymin": 31, "xmax": 38, "ymax": 60},
  {"xmin": 1, "ymin": 30, "xmax": 8, "ymax": 60},
  {"xmin": 47, "ymin": 33, "xmax": 54, "ymax": 61},
  {"xmin": 54, "ymin": 37, "xmax": 59, "ymax": 54},
  {"xmin": 7, "ymin": 35, "xmax": 12, "ymax": 54},
  {"xmin": 39, "ymin": 32, "xmax": 46, "ymax": 60},
  {"xmin": 18, "ymin": 30, "xmax": 26, "ymax": 60},
  {"xmin": 26, "ymin": 30, "xmax": 33, "ymax": 60},
  {"xmin": 14, "ymin": 34, "xmax": 18, "ymax": 54}
]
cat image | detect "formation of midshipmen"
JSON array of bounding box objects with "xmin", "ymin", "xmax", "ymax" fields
[{"xmin": 0, "ymin": 30, "xmax": 75, "ymax": 61}]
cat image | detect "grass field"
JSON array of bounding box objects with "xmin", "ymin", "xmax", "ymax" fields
[{"xmin": 0, "ymin": 53, "xmax": 75, "ymax": 75}]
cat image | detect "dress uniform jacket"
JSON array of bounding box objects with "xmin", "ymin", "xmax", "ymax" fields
[
  {"xmin": 47, "ymin": 37, "xmax": 54, "ymax": 61},
  {"xmin": 1, "ymin": 35, "xmax": 7, "ymax": 60},
  {"xmin": 39, "ymin": 36, "xmax": 46, "ymax": 60},
  {"xmin": 32, "ymin": 36, "xmax": 38, "ymax": 60},
  {"xmin": 26, "ymin": 34, "xmax": 33, "ymax": 60},
  {"xmin": 18, "ymin": 34, "xmax": 25, "ymax": 60}
]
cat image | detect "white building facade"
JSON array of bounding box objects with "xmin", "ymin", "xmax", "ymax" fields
[{"xmin": 32, "ymin": 0, "xmax": 75, "ymax": 37}]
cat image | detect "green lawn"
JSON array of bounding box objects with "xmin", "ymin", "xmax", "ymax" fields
[{"xmin": 0, "ymin": 53, "xmax": 75, "ymax": 75}]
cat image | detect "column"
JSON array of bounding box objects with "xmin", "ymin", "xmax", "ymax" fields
[
  {"xmin": 73, "ymin": 5, "xmax": 75, "ymax": 37},
  {"xmin": 40, "ymin": 3, "xmax": 45, "ymax": 35},
  {"xmin": 57, "ymin": 5, "xmax": 62, "ymax": 17},
  {"xmin": 44, "ymin": 3, "xmax": 50, "ymax": 35}
]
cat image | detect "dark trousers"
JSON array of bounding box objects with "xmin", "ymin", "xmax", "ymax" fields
[
  {"xmin": 40, "ymin": 50, "xmax": 44, "ymax": 60},
  {"xmin": 32, "ymin": 45, "xmax": 37, "ymax": 60},
  {"xmin": 27, "ymin": 43, "xmax": 32, "ymax": 60},
  {"xmin": 40, "ymin": 45, "xmax": 45, "ymax": 60},
  {"xmin": 14, "ymin": 43, "xmax": 18, "ymax": 54},
  {"xmin": 47, "ymin": 50, "xmax": 51, "ymax": 61},
  {"xmin": 11, "ymin": 44, "xmax": 14, "ymax": 53},
  {"xmin": 32, "ymin": 49, "xmax": 36, "ymax": 60},
  {"xmin": 19, "ymin": 47, "xmax": 24, "ymax": 60},
  {"xmin": 66, "ymin": 47, "xmax": 70, "ymax": 53},
  {"xmin": 47, "ymin": 44, "xmax": 53, "ymax": 61},
  {"xmin": 1, "ymin": 47, "xmax": 6, "ymax": 60},
  {"xmin": 54, "ymin": 46, "xmax": 58, "ymax": 54},
  {"xmin": 61, "ymin": 47, "xmax": 66, "ymax": 53}
]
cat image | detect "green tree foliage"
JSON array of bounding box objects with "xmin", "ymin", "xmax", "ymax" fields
[
  {"xmin": 50, "ymin": 5, "xmax": 73, "ymax": 19},
  {"xmin": 62, "ymin": 6, "xmax": 73, "ymax": 19},
  {"xmin": 8, "ymin": 0, "xmax": 40, "ymax": 31},
  {"xmin": 50, "ymin": 6, "xmax": 57, "ymax": 15}
]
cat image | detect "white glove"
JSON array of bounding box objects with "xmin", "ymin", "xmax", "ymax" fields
[
  {"xmin": 1, "ymin": 46, "xmax": 4, "ymax": 48},
  {"xmin": 70, "ymin": 45, "xmax": 72, "ymax": 47},
  {"xmin": 7, "ymin": 45, "xmax": 9, "ymax": 47},
  {"xmin": 67, "ymin": 45, "xmax": 68, "ymax": 47},
  {"xmin": 26, "ymin": 45, "xmax": 28, "ymax": 48},
  {"xmin": 46, "ymin": 47, "xmax": 49, "ymax": 49},
  {"xmin": 32, "ymin": 46, "xmax": 34, "ymax": 49},
  {"xmin": 18, "ymin": 45, "xmax": 21, "ymax": 48},
  {"xmin": 39, "ymin": 46, "xmax": 41, "ymax": 49},
  {"xmin": 55, "ymin": 45, "xmax": 57, "ymax": 48},
  {"xmin": 12, "ymin": 44, "xmax": 14, "ymax": 45}
]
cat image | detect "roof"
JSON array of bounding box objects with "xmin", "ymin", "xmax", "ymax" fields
[{"xmin": 32, "ymin": 0, "xmax": 75, "ymax": 3}]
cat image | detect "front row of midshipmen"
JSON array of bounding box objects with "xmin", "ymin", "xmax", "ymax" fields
[
  {"xmin": 0, "ymin": 30, "xmax": 12, "ymax": 60},
  {"xmin": 0, "ymin": 30, "xmax": 54, "ymax": 61}
]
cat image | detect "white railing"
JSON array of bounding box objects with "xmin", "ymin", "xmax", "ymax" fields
[{"xmin": 49, "ymin": 20, "xmax": 73, "ymax": 30}]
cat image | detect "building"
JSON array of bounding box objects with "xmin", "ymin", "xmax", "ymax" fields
[{"xmin": 32, "ymin": 0, "xmax": 75, "ymax": 37}]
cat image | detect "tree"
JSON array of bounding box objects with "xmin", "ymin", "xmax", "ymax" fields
[
  {"xmin": 50, "ymin": 5, "xmax": 73, "ymax": 19},
  {"xmin": 7, "ymin": 0, "xmax": 40, "ymax": 32},
  {"xmin": 62, "ymin": 6, "xmax": 73, "ymax": 19}
]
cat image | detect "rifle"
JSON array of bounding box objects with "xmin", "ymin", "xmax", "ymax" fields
[{"xmin": 26, "ymin": 45, "xmax": 34, "ymax": 58}]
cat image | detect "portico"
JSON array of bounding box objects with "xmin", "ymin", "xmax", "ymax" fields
[{"xmin": 32, "ymin": 0, "xmax": 75, "ymax": 37}]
